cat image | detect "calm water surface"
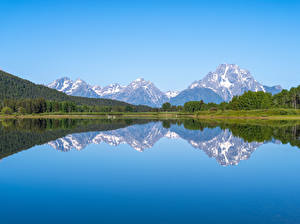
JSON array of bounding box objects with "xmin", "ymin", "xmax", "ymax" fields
[{"xmin": 0, "ymin": 118, "xmax": 300, "ymax": 224}]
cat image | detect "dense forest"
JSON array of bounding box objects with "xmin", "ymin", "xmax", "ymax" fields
[{"xmin": 0, "ymin": 98, "xmax": 153, "ymax": 114}]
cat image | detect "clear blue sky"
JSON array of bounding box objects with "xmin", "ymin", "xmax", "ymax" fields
[{"xmin": 0, "ymin": 0, "xmax": 299, "ymax": 91}]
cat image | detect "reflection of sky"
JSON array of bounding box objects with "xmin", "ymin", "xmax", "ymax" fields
[{"xmin": 0, "ymin": 141, "xmax": 300, "ymax": 223}]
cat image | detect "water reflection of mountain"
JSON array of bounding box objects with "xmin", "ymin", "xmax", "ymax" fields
[
  {"xmin": 170, "ymin": 125, "xmax": 262, "ymax": 166},
  {"xmin": 49, "ymin": 122, "xmax": 168, "ymax": 152},
  {"xmin": 0, "ymin": 119, "xmax": 153, "ymax": 159},
  {"xmin": 49, "ymin": 122, "xmax": 263, "ymax": 165},
  {"xmin": 1, "ymin": 119, "xmax": 299, "ymax": 166}
]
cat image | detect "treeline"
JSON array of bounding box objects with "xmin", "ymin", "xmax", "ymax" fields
[
  {"xmin": 0, "ymin": 98, "xmax": 153, "ymax": 114},
  {"xmin": 162, "ymin": 85, "xmax": 300, "ymax": 112},
  {"xmin": 230, "ymin": 85, "xmax": 300, "ymax": 110}
]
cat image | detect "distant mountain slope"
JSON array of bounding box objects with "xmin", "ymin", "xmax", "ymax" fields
[
  {"xmin": 263, "ymin": 85, "xmax": 282, "ymax": 95},
  {"xmin": 0, "ymin": 70, "xmax": 133, "ymax": 107},
  {"xmin": 170, "ymin": 87, "xmax": 223, "ymax": 105}
]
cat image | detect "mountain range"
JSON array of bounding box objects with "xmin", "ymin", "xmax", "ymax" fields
[{"xmin": 48, "ymin": 64, "xmax": 283, "ymax": 107}]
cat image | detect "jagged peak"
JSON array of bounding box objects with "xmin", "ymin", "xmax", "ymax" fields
[
  {"xmin": 128, "ymin": 78, "xmax": 153, "ymax": 89},
  {"xmin": 214, "ymin": 64, "xmax": 250, "ymax": 76},
  {"xmin": 74, "ymin": 78, "xmax": 86, "ymax": 83},
  {"xmin": 48, "ymin": 77, "xmax": 73, "ymax": 89},
  {"xmin": 134, "ymin": 77, "xmax": 145, "ymax": 82},
  {"xmin": 130, "ymin": 77, "xmax": 152, "ymax": 86},
  {"xmin": 217, "ymin": 63, "xmax": 239, "ymax": 69},
  {"xmin": 51, "ymin": 76, "xmax": 71, "ymax": 83},
  {"xmin": 108, "ymin": 83, "xmax": 122, "ymax": 87},
  {"xmin": 61, "ymin": 76, "xmax": 71, "ymax": 80}
]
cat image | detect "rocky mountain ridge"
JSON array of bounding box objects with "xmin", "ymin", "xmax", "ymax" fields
[{"xmin": 48, "ymin": 64, "xmax": 282, "ymax": 107}]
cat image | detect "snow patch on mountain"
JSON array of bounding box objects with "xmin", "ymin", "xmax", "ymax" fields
[{"xmin": 165, "ymin": 90, "xmax": 180, "ymax": 99}]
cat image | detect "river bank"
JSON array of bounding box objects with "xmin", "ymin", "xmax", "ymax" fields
[{"xmin": 0, "ymin": 109, "xmax": 300, "ymax": 120}]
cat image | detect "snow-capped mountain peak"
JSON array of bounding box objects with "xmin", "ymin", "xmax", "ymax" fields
[
  {"xmin": 116, "ymin": 78, "xmax": 169, "ymax": 107},
  {"xmin": 128, "ymin": 78, "xmax": 152, "ymax": 89},
  {"xmin": 134, "ymin": 77, "xmax": 144, "ymax": 82},
  {"xmin": 48, "ymin": 77, "xmax": 73, "ymax": 92},
  {"xmin": 190, "ymin": 64, "xmax": 267, "ymax": 101},
  {"xmin": 96, "ymin": 83, "xmax": 125, "ymax": 97}
]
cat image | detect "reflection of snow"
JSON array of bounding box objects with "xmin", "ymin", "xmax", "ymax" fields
[
  {"xmin": 48, "ymin": 122, "xmax": 262, "ymax": 166},
  {"xmin": 48, "ymin": 122, "xmax": 168, "ymax": 152},
  {"xmin": 175, "ymin": 128, "xmax": 262, "ymax": 166}
]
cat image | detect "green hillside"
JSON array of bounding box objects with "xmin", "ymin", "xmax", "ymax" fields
[{"xmin": 0, "ymin": 69, "xmax": 132, "ymax": 107}]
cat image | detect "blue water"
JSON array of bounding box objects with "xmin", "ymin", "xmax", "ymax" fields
[{"xmin": 1, "ymin": 121, "xmax": 300, "ymax": 223}]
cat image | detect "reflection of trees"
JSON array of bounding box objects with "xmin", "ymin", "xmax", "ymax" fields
[
  {"xmin": 0, "ymin": 119, "xmax": 154, "ymax": 159},
  {"xmin": 181, "ymin": 119, "xmax": 300, "ymax": 148},
  {"xmin": 222, "ymin": 123, "xmax": 300, "ymax": 148},
  {"xmin": 226, "ymin": 125, "xmax": 274, "ymax": 142},
  {"xmin": 272, "ymin": 125, "xmax": 300, "ymax": 148}
]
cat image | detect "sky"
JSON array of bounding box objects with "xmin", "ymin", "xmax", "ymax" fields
[{"xmin": 0, "ymin": 0, "xmax": 299, "ymax": 91}]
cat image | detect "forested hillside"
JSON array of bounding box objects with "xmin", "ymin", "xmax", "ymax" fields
[{"xmin": 0, "ymin": 70, "xmax": 132, "ymax": 107}]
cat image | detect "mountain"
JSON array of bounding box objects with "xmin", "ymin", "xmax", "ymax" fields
[
  {"xmin": 188, "ymin": 64, "xmax": 282, "ymax": 102},
  {"xmin": 48, "ymin": 77, "xmax": 168, "ymax": 107},
  {"xmin": 48, "ymin": 64, "xmax": 283, "ymax": 106},
  {"xmin": 170, "ymin": 64, "xmax": 283, "ymax": 105},
  {"xmin": 0, "ymin": 69, "xmax": 133, "ymax": 107},
  {"xmin": 111, "ymin": 78, "xmax": 169, "ymax": 107},
  {"xmin": 48, "ymin": 77, "xmax": 99, "ymax": 98},
  {"xmin": 263, "ymin": 85, "xmax": 282, "ymax": 95}
]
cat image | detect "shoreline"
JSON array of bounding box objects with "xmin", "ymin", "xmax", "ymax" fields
[{"xmin": 1, "ymin": 112, "xmax": 300, "ymax": 120}]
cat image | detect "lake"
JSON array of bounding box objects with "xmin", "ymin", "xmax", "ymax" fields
[{"xmin": 0, "ymin": 118, "xmax": 300, "ymax": 224}]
